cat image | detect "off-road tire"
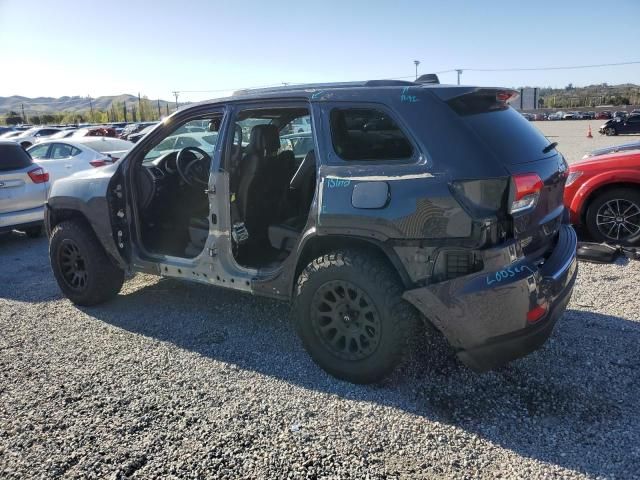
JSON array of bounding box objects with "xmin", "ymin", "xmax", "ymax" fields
[
  {"xmin": 292, "ymin": 250, "xmax": 419, "ymax": 384},
  {"xmin": 24, "ymin": 225, "xmax": 43, "ymax": 238},
  {"xmin": 49, "ymin": 220, "xmax": 124, "ymax": 306},
  {"xmin": 585, "ymin": 187, "xmax": 640, "ymax": 246}
]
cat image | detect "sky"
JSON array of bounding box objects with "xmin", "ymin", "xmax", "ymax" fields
[{"xmin": 1, "ymin": 0, "xmax": 639, "ymax": 103}]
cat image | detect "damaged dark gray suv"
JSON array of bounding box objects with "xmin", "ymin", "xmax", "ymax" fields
[{"xmin": 46, "ymin": 77, "xmax": 578, "ymax": 383}]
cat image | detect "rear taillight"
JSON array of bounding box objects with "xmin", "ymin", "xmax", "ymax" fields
[
  {"xmin": 527, "ymin": 302, "xmax": 548, "ymax": 324},
  {"xmin": 90, "ymin": 159, "xmax": 108, "ymax": 167},
  {"xmin": 510, "ymin": 173, "xmax": 543, "ymax": 214},
  {"xmin": 27, "ymin": 167, "xmax": 49, "ymax": 184}
]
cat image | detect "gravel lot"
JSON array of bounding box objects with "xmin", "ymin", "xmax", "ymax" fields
[{"xmin": 1, "ymin": 121, "xmax": 639, "ymax": 479}]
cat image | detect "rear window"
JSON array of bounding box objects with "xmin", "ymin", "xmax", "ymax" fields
[
  {"xmin": 449, "ymin": 95, "xmax": 553, "ymax": 164},
  {"xmin": 0, "ymin": 144, "xmax": 33, "ymax": 171},
  {"xmin": 83, "ymin": 139, "xmax": 133, "ymax": 153},
  {"xmin": 330, "ymin": 108, "xmax": 413, "ymax": 161}
]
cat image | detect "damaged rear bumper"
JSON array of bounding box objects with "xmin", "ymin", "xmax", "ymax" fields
[{"xmin": 403, "ymin": 224, "xmax": 578, "ymax": 371}]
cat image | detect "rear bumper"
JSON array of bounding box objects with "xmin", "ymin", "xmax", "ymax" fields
[
  {"xmin": 403, "ymin": 224, "xmax": 578, "ymax": 371},
  {"xmin": 0, "ymin": 205, "xmax": 45, "ymax": 233}
]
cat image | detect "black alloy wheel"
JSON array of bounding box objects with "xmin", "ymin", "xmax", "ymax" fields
[
  {"xmin": 310, "ymin": 280, "xmax": 382, "ymax": 361},
  {"xmin": 57, "ymin": 239, "xmax": 88, "ymax": 291}
]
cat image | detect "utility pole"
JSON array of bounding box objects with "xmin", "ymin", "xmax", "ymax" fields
[
  {"xmin": 157, "ymin": 99, "xmax": 161, "ymax": 119},
  {"xmin": 172, "ymin": 91, "xmax": 179, "ymax": 111},
  {"xmin": 123, "ymin": 103, "xmax": 128, "ymax": 122},
  {"xmin": 166, "ymin": 104, "xmax": 169, "ymax": 116},
  {"xmin": 456, "ymin": 69, "xmax": 463, "ymax": 85},
  {"xmin": 21, "ymin": 103, "xmax": 26, "ymax": 124},
  {"xmin": 138, "ymin": 92, "xmax": 143, "ymax": 121},
  {"xmin": 413, "ymin": 60, "xmax": 420, "ymax": 80},
  {"xmin": 88, "ymin": 95, "xmax": 94, "ymax": 122}
]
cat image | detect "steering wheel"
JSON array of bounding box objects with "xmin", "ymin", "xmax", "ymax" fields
[{"xmin": 176, "ymin": 147, "xmax": 211, "ymax": 187}]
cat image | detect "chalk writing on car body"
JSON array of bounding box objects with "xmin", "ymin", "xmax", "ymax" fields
[{"xmin": 486, "ymin": 264, "xmax": 536, "ymax": 285}]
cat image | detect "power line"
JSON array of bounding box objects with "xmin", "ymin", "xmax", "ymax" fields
[{"xmin": 450, "ymin": 60, "xmax": 640, "ymax": 73}]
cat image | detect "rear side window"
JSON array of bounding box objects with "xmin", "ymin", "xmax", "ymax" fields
[
  {"xmin": 330, "ymin": 108, "xmax": 413, "ymax": 161},
  {"xmin": 0, "ymin": 144, "xmax": 34, "ymax": 171},
  {"xmin": 50, "ymin": 143, "xmax": 78, "ymax": 159}
]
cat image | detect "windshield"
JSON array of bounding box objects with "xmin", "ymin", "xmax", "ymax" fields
[{"xmin": 143, "ymin": 117, "xmax": 220, "ymax": 163}]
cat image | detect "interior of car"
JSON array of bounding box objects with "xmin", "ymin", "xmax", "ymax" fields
[
  {"xmin": 134, "ymin": 116, "xmax": 220, "ymax": 258},
  {"xmin": 227, "ymin": 108, "xmax": 316, "ymax": 268},
  {"xmin": 133, "ymin": 108, "xmax": 316, "ymax": 268}
]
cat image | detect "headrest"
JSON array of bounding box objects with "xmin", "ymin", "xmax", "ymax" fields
[{"xmin": 249, "ymin": 124, "xmax": 280, "ymax": 155}]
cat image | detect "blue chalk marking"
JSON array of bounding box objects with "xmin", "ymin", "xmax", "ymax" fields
[
  {"xmin": 327, "ymin": 178, "xmax": 351, "ymax": 188},
  {"xmin": 400, "ymin": 86, "xmax": 419, "ymax": 103},
  {"xmin": 311, "ymin": 90, "xmax": 324, "ymax": 99},
  {"xmin": 486, "ymin": 265, "xmax": 535, "ymax": 285}
]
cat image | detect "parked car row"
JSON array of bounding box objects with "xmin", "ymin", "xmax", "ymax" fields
[
  {"xmin": 0, "ymin": 121, "xmax": 160, "ymax": 148},
  {"xmin": 521, "ymin": 110, "xmax": 638, "ymax": 121}
]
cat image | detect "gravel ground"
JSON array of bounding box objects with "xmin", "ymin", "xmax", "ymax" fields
[
  {"xmin": 2, "ymin": 120, "xmax": 640, "ymax": 479},
  {"xmin": 1, "ymin": 233, "xmax": 639, "ymax": 479}
]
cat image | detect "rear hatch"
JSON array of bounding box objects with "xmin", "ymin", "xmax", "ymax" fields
[
  {"xmin": 445, "ymin": 89, "xmax": 568, "ymax": 256},
  {"xmin": 0, "ymin": 144, "xmax": 48, "ymax": 214}
]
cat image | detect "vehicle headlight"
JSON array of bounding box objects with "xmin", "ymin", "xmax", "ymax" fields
[{"xmin": 565, "ymin": 171, "xmax": 583, "ymax": 186}]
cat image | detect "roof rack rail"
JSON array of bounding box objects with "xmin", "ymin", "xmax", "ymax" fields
[
  {"xmin": 232, "ymin": 81, "xmax": 364, "ymax": 96},
  {"xmin": 364, "ymin": 79, "xmax": 416, "ymax": 87},
  {"xmin": 231, "ymin": 76, "xmax": 441, "ymax": 96}
]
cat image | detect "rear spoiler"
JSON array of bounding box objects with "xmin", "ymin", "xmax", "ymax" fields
[
  {"xmin": 431, "ymin": 86, "xmax": 519, "ymax": 102},
  {"xmin": 435, "ymin": 88, "xmax": 520, "ymax": 115}
]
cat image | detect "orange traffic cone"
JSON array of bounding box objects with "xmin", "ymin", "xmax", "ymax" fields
[{"xmin": 587, "ymin": 124, "xmax": 593, "ymax": 138}]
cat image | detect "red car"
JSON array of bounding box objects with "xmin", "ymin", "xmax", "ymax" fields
[
  {"xmin": 564, "ymin": 149, "xmax": 640, "ymax": 244},
  {"xmin": 595, "ymin": 111, "xmax": 612, "ymax": 120}
]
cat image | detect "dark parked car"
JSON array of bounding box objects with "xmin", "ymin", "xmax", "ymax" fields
[
  {"xmin": 127, "ymin": 124, "xmax": 159, "ymax": 143},
  {"xmin": 45, "ymin": 78, "xmax": 577, "ymax": 383},
  {"xmin": 595, "ymin": 111, "xmax": 612, "ymax": 119},
  {"xmin": 599, "ymin": 114, "xmax": 640, "ymax": 136}
]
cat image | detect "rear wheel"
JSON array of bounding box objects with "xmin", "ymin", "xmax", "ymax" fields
[
  {"xmin": 49, "ymin": 220, "xmax": 124, "ymax": 305},
  {"xmin": 292, "ymin": 250, "xmax": 418, "ymax": 384},
  {"xmin": 585, "ymin": 188, "xmax": 640, "ymax": 245}
]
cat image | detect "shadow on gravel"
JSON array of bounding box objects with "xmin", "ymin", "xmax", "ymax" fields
[{"xmin": 83, "ymin": 277, "xmax": 640, "ymax": 478}]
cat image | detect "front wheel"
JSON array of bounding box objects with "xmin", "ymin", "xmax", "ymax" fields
[
  {"xmin": 49, "ymin": 220, "xmax": 125, "ymax": 305},
  {"xmin": 292, "ymin": 250, "xmax": 418, "ymax": 384},
  {"xmin": 585, "ymin": 188, "xmax": 640, "ymax": 245},
  {"xmin": 605, "ymin": 127, "xmax": 617, "ymax": 136}
]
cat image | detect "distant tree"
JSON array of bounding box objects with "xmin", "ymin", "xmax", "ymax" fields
[
  {"xmin": 5, "ymin": 111, "xmax": 23, "ymax": 125},
  {"xmin": 565, "ymin": 83, "xmax": 573, "ymax": 91},
  {"xmin": 31, "ymin": 115, "xmax": 42, "ymax": 125}
]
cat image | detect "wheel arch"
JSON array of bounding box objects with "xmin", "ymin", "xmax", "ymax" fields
[
  {"xmin": 46, "ymin": 200, "xmax": 126, "ymax": 269},
  {"xmin": 292, "ymin": 234, "xmax": 413, "ymax": 295}
]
